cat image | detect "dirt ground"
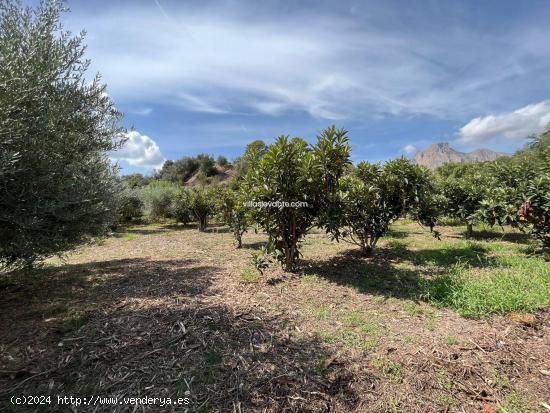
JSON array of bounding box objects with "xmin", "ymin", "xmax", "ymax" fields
[{"xmin": 0, "ymin": 222, "xmax": 548, "ymax": 412}]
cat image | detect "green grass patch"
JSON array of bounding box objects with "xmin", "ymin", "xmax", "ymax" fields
[
  {"xmin": 421, "ymin": 258, "xmax": 550, "ymax": 317},
  {"xmin": 371, "ymin": 356, "xmax": 403, "ymax": 383},
  {"xmin": 301, "ymin": 274, "xmax": 320, "ymax": 284},
  {"xmin": 240, "ymin": 267, "xmax": 260, "ymax": 283}
]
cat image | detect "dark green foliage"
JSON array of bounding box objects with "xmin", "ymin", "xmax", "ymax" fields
[
  {"xmin": 216, "ymin": 155, "xmax": 229, "ymax": 167},
  {"xmin": 156, "ymin": 154, "xmax": 217, "ymax": 184},
  {"xmin": 477, "ymin": 131, "xmax": 550, "ymax": 249},
  {"xmin": 0, "ymin": 0, "xmax": 123, "ymax": 269},
  {"xmin": 244, "ymin": 126, "xmax": 351, "ymax": 270},
  {"xmin": 121, "ymin": 173, "xmax": 152, "ymax": 189},
  {"xmin": 117, "ymin": 189, "xmax": 144, "ymax": 223},
  {"xmin": 332, "ymin": 158, "xmax": 436, "ymax": 255},
  {"xmin": 172, "ymin": 189, "xmax": 192, "ymax": 225},
  {"xmin": 216, "ymin": 188, "xmax": 249, "ymax": 248},
  {"xmin": 233, "ymin": 140, "xmax": 269, "ymax": 183},
  {"xmin": 189, "ymin": 188, "xmax": 215, "ymax": 231},
  {"xmin": 156, "ymin": 157, "xmax": 199, "ymax": 183},
  {"xmin": 436, "ymin": 163, "xmax": 492, "ymax": 237},
  {"xmin": 196, "ymin": 153, "xmax": 216, "ymax": 176}
]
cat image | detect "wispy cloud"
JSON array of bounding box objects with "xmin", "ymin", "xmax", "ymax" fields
[
  {"xmin": 458, "ymin": 101, "xmax": 550, "ymax": 144},
  {"xmin": 72, "ymin": 2, "xmax": 550, "ymax": 122}
]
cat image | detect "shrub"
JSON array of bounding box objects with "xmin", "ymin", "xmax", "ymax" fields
[
  {"xmin": 332, "ymin": 158, "xmax": 437, "ymax": 255},
  {"xmin": 437, "ymin": 171, "xmax": 490, "ymax": 237},
  {"xmin": 0, "ymin": 1, "xmax": 123, "ymax": 269},
  {"xmin": 189, "ymin": 188, "xmax": 215, "ymax": 231},
  {"xmin": 196, "ymin": 153, "xmax": 216, "ymax": 177},
  {"xmin": 139, "ymin": 181, "xmax": 180, "ymax": 222},
  {"xmin": 216, "ymin": 155, "xmax": 229, "ymax": 167},
  {"xmin": 117, "ymin": 189, "xmax": 144, "ymax": 223},
  {"xmin": 172, "ymin": 189, "xmax": 192, "ymax": 225},
  {"xmin": 216, "ymin": 188, "xmax": 249, "ymax": 248}
]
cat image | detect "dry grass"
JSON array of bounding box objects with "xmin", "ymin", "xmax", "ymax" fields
[{"xmin": 0, "ymin": 221, "xmax": 548, "ymax": 412}]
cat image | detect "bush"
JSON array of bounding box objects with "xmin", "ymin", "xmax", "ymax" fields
[
  {"xmin": 216, "ymin": 188, "xmax": 249, "ymax": 248},
  {"xmin": 332, "ymin": 158, "xmax": 437, "ymax": 255},
  {"xmin": 197, "ymin": 153, "xmax": 216, "ymax": 177},
  {"xmin": 117, "ymin": 189, "xmax": 144, "ymax": 223},
  {"xmin": 0, "ymin": 1, "xmax": 123, "ymax": 269},
  {"xmin": 189, "ymin": 188, "xmax": 216, "ymax": 231},
  {"xmin": 172, "ymin": 189, "xmax": 192, "ymax": 225},
  {"xmin": 437, "ymin": 168, "xmax": 491, "ymax": 237},
  {"xmin": 216, "ymin": 155, "xmax": 229, "ymax": 167},
  {"xmin": 139, "ymin": 181, "xmax": 180, "ymax": 222}
]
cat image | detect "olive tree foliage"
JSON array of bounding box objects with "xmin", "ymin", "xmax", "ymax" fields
[
  {"xmin": 139, "ymin": 181, "xmax": 180, "ymax": 222},
  {"xmin": 117, "ymin": 187, "xmax": 144, "ymax": 223},
  {"xmin": 0, "ymin": 0, "xmax": 124, "ymax": 269},
  {"xmin": 331, "ymin": 158, "xmax": 437, "ymax": 255},
  {"xmin": 244, "ymin": 126, "xmax": 351, "ymax": 270}
]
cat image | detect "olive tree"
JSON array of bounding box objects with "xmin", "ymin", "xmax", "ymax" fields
[
  {"xmin": 244, "ymin": 126, "xmax": 351, "ymax": 270},
  {"xmin": 331, "ymin": 158, "xmax": 437, "ymax": 256},
  {"xmin": 139, "ymin": 180, "xmax": 180, "ymax": 222},
  {"xmin": 0, "ymin": 0, "xmax": 123, "ymax": 269}
]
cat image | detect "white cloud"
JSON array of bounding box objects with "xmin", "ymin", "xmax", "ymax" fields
[
  {"xmin": 458, "ymin": 101, "xmax": 550, "ymax": 144},
  {"xmin": 111, "ymin": 131, "xmax": 165, "ymax": 170},
  {"xmin": 402, "ymin": 144, "xmax": 417, "ymax": 155}
]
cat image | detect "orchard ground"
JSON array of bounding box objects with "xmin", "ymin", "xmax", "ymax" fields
[{"xmin": 0, "ymin": 221, "xmax": 549, "ymax": 412}]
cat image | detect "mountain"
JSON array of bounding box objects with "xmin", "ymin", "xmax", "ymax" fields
[{"xmin": 413, "ymin": 142, "xmax": 508, "ymax": 169}]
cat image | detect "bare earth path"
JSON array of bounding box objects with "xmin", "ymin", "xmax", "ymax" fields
[{"xmin": 0, "ymin": 223, "xmax": 548, "ymax": 412}]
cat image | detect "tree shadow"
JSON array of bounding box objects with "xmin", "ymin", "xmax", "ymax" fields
[
  {"xmin": 0, "ymin": 258, "xmax": 222, "ymax": 357},
  {"xmin": 0, "ymin": 273, "xmax": 366, "ymax": 412},
  {"xmin": 298, "ymin": 240, "xmax": 498, "ymax": 301},
  {"xmin": 242, "ymin": 241, "xmax": 266, "ymax": 250},
  {"xmin": 203, "ymin": 226, "xmax": 231, "ymax": 234},
  {"xmin": 299, "ymin": 248, "xmax": 428, "ymax": 300},
  {"xmin": 466, "ymin": 229, "xmax": 531, "ymax": 244},
  {"xmin": 404, "ymin": 244, "xmax": 497, "ymax": 268}
]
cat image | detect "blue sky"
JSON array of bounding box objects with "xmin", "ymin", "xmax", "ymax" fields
[{"xmin": 58, "ymin": 0, "xmax": 550, "ymax": 174}]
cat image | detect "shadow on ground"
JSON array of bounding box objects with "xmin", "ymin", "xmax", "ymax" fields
[
  {"xmin": 0, "ymin": 258, "xmax": 367, "ymax": 412},
  {"xmin": 298, "ymin": 241, "xmax": 497, "ymax": 301}
]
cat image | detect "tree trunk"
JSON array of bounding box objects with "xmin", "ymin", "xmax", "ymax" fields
[
  {"xmin": 198, "ymin": 216, "xmax": 207, "ymax": 232},
  {"xmin": 235, "ymin": 231, "xmax": 242, "ymax": 248},
  {"xmin": 466, "ymin": 222, "xmax": 473, "ymax": 238}
]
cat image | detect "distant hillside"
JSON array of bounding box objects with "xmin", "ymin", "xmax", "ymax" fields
[
  {"xmin": 413, "ymin": 142, "xmax": 508, "ymax": 169},
  {"xmin": 185, "ymin": 163, "xmax": 235, "ymax": 187}
]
